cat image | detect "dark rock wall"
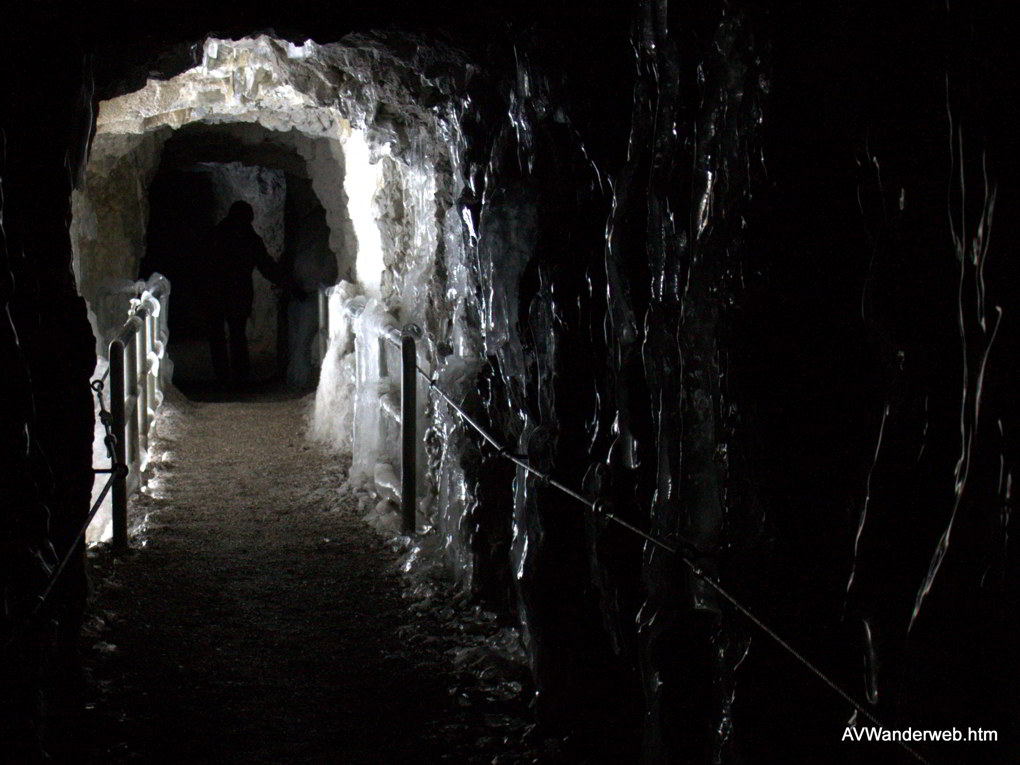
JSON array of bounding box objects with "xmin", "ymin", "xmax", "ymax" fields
[
  {"xmin": 457, "ymin": 36, "xmax": 645, "ymax": 754},
  {"xmin": 430, "ymin": 4, "xmax": 767, "ymax": 758},
  {"xmin": 437, "ymin": 1, "xmax": 1017, "ymax": 761},
  {"xmin": 0, "ymin": 13, "xmax": 97, "ymax": 756},
  {"xmin": 732, "ymin": 3, "xmax": 1018, "ymax": 762},
  {"xmin": 610, "ymin": 6, "xmax": 764, "ymax": 761}
]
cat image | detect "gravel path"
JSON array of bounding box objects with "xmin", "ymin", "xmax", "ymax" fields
[{"xmin": 75, "ymin": 391, "xmax": 486, "ymax": 764}]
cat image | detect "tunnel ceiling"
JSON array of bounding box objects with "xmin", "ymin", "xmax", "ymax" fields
[{"xmin": 159, "ymin": 124, "xmax": 312, "ymax": 177}]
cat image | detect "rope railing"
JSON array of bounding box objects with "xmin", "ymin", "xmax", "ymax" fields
[
  {"xmin": 333, "ymin": 290, "xmax": 934, "ymax": 765},
  {"xmin": 0, "ymin": 470, "xmax": 125, "ymax": 655},
  {"xmin": 5, "ymin": 276, "xmax": 171, "ymax": 656},
  {"xmin": 0, "ymin": 375, "xmax": 127, "ymax": 655},
  {"xmin": 3, "ymin": 275, "xmax": 172, "ymax": 655}
]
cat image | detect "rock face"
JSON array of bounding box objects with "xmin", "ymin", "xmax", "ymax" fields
[{"xmin": 72, "ymin": 130, "xmax": 169, "ymax": 350}]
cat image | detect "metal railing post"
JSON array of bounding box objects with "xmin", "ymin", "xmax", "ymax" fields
[
  {"xmin": 126, "ymin": 328, "xmax": 139, "ymax": 470},
  {"xmin": 400, "ymin": 327, "xmax": 417, "ymax": 535},
  {"xmin": 153, "ymin": 301, "xmax": 165, "ymax": 403},
  {"xmin": 145, "ymin": 312, "xmax": 156, "ymax": 422},
  {"xmin": 109, "ymin": 339, "xmax": 128, "ymax": 551},
  {"xmin": 137, "ymin": 315, "xmax": 150, "ymax": 456}
]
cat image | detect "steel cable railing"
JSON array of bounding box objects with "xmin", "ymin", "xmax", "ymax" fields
[
  {"xmin": 2, "ymin": 275, "xmax": 169, "ymax": 657},
  {"xmin": 337, "ymin": 293, "xmax": 934, "ymax": 765},
  {"xmin": 0, "ymin": 379, "xmax": 126, "ymax": 655}
]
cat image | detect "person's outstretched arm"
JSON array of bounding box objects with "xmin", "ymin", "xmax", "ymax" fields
[
  {"xmin": 251, "ymin": 234, "xmax": 282, "ymax": 284},
  {"xmin": 251, "ymin": 234, "xmax": 307, "ymax": 300}
]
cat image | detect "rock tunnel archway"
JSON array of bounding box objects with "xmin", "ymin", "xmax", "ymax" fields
[
  {"xmin": 69, "ymin": 33, "xmax": 467, "ymax": 382},
  {"xmin": 73, "ymin": 33, "xmax": 474, "ymax": 550},
  {"xmin": 70, "ymin": 35, "xmax": 394, "ymax": 362}
]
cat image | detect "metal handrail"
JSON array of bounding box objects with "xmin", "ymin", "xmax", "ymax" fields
[{"xmin": 105, "ymin": 275, "xmax": 171, "ymax": 550}]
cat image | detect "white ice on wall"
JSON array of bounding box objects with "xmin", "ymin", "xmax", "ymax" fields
[
  {"xmin": 350, "ymin": 298, "xmax": 400, "ymax": 484},
  {"xmin": 96, "ymin": 37, "xmax": 342, "ymax": 137},
  {"xmin": 433, "ymin": 354, "xmax": 485, "ymax": 587},
  {"xmin": 400, "ymin": 161, "xmax": 438, "ymax": 323},
  {"xmin": 328, "ymin": 140, "xmax": 445, "ymax": 528},
  {"xmin": 428, "ymin": 202, "xmax": 485, "ymax": 584},
  {"xmin": 305, "ymin": 91, "xmax": 474, "ymax": 553},
  {"xmin": 373, "ymin": 141, "xmax": 438, "ymax": 321},
  {"xmin": 310, "ymin": 281, "xmax": 360, "ymax": 450},
  {"xmin": 343, "ymin": 130, "xmax": 386, "ymax": 299},
  {"xmin": 443, "ymin": 204, "xmax": 483, "ymax": 358}
]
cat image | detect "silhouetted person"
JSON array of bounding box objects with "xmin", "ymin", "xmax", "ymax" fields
[{"xmin": 200, "ymin": 200, "xmax": 281, "ymax": 385}]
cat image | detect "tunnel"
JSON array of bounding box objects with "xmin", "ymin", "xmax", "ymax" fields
[{"xmin": 1, "ymin": 2, "xmax": 1017, "ymax": 764}]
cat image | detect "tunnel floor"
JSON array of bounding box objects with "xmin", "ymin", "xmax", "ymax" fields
[{"xmin": 69, "ymin": 391, "xmax": 532, "ymax": 764}]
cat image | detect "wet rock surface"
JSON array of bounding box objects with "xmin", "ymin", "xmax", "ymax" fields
[{"xmin": 66, "ymin": 391, "xmax": 537, "ymax": 764}]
